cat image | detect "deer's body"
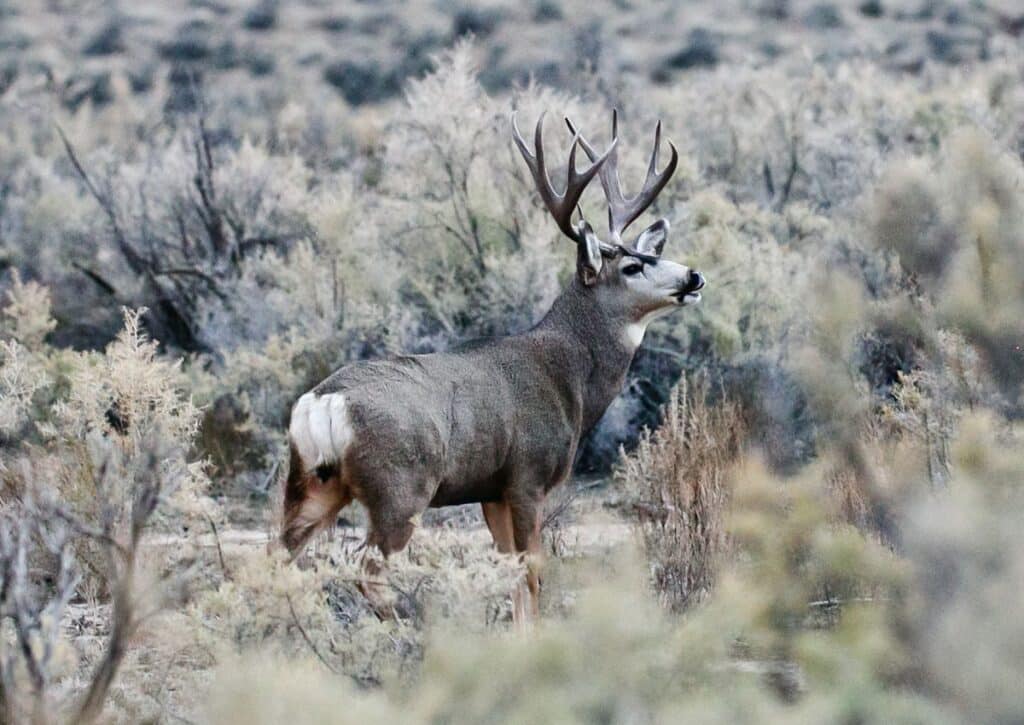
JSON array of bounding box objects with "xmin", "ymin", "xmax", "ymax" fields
[
  {"xmin": 282, "ymin": 111, "xmax": 705, "ymax": 622},
  {"xmin": 283, "ymin": 279, "xmax": 636, "ymax": 547}
]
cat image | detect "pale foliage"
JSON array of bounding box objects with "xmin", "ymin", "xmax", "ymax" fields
[
  {"xmin": 33, "ymin": 310, "xmax": 213, "ymax": 529},
  {"xmin": 379, "ymin": 42, "xmax": 575, "ymax": 341},
  {"xmin": 1, "ymin": 271, "xmax": 57, "ymax": 349},
  {"xmin": 0, "ymin": 340, "xmax": 47, "ymax": 436},
  {"xmin": 0, "ymin": 272, "xmax": 55, "ymax": 437}
]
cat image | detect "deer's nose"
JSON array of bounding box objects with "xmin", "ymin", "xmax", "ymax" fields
[{"xmin": 686, "ymin": 270, "xmax": 705, "ymax": 293}]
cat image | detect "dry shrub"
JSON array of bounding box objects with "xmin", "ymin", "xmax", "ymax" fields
[
  {"xmin": 1, "ymin": 428, "xmax": 201, "ymax": 724},
  {"xmin": 0, "ymin": 338, "xmax": 48, "ymax": 438},
  {"xmin": 203, "ymin": 559, "xmax": 747, "ymax": 725},
  {"xmin": 36, "ymin": 310, "xmax": 212, "ymax": 590},
  {"xmin": 618, "ymin": 380, "xmax": 744, "ymax": 611},
  {"xmin": 187, "ymin": 526, "xmax": 524, "ymax": 689},
  {"xmin": 0, "ymin": 273, "xmax": 56, "ymax": 439},
  {"xmin": 826, "ymin": 465, "xmax": 873, "ymax": 533},
  {"xmin": 1, "ymin": 299, "xmax": 215, "ymax": 723},
  {"xmin": 870, "ymin": 129, "xmax": 1024, "ymax": 408},
  {"xmin": 722, "ymin": 455, "xmax": 912, "ymax": 708},
  {"xmin": 896, "ymin": 413, "xmax": 1024, "ymax": 721}
]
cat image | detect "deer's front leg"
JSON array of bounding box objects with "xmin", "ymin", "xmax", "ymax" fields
[{"xmin": 509, "ymin": 495, "xmax": 544, "ymax": 623}]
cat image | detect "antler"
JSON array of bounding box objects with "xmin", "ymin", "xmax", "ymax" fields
[
  {"xmin": 565, "ymin": 110, "xmax": 678, "ymax": 245},
  {"xmin": 511, "ymin": 111, "xmax": 617, "ymax": 246}
]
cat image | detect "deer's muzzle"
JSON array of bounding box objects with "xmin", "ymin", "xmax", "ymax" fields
[{"xmin": 674, "ymin": 270, "xmax": 705, "ymax": 303}]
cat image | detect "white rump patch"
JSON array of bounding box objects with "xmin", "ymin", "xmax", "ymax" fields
[{"xmin": 289, "ymin": 392, "xmax": 354, "ymax": 470}]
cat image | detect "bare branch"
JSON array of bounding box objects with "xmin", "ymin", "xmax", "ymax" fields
[
  {"xmin": 206, "ymin": 515, "xmax": 229, "ymax": 580},
  {"xmin": 56, "ymin": 124, "xmax": 145, "ymax": 274},
  {"xmin": 285, "ymin": 594, "xmax": 337, "ymax": 674}
]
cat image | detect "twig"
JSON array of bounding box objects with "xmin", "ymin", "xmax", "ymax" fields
[
  {"xmin": 206, "ymin": 515, "xmax": 229, "ymax": 580},
  {"xmin": 152, "ymin": 267, "xmax": 226, "ymax": 299},
  {"xmin": 541, "ymin": 486, "xmax": 580, "ymax": 531},
  {"xmin": 71, "ymin": 261, "xmax": 120, "ymax": 298},
  {"xmin": 55, "ymin": 124, "xmax": 105, "ymax": 210},
  {"xmin": 285, "ymin": 594, "xmax": 337, "ymax": 674},
  {"xmin": 75, "ymin": 559, "xmax": 140, "ymax": 724},
  {"xmin": 807, "ymin": 596, "xmax": 880, "ymax": 609},
  {"xmin": 256, "ymin": 460, "xmax": 280, "ymax": 496},
  {"xmin": 45, "ymin": 507, "xmax": 130, "ymax": 559}
]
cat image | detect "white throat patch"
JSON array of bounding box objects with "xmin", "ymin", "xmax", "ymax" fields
[{"xmin": 621, "ymin": 307, "xmax": 674, "ymax": 350}]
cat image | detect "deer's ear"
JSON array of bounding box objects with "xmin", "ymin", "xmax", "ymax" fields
[
  {"xmin": 634, "ymin": 218, "xmax": 669, "ymax": 257},
  {"xmin": 577, "ymin": 222, "xmax": 603, "ymax": 286}
]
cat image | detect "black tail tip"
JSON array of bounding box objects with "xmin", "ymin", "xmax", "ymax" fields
[{"xmin": 314, "ymin": 462, "xmax": 338, "ymax": 482}]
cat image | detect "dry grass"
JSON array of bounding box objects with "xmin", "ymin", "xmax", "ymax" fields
[{"xmin": 617, "ymin": 380, "xmax": 744, "ymax": 611}]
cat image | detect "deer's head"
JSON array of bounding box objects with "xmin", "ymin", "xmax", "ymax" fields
[{"xmin": 512, "ymin": 111, "xmax": 704, "ymax": 342}]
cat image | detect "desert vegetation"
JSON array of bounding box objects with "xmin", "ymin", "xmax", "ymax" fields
[{"xmin": 2, "ymin": 0, "xmax": 1024, "ymax": 722}]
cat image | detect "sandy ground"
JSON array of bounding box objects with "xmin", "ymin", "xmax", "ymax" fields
[{"xmin": 149, "ymin": 519, "xmax": 635, "ymax": 558}]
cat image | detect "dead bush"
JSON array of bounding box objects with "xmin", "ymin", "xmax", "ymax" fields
[{"xmin": 617, "ymin": 380, "xmax": 745, "ymax": 611}]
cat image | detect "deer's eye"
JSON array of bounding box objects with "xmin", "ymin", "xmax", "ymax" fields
[{"xmin": 622, "ymin": 263, "xmax": 643, "ymax": 276}]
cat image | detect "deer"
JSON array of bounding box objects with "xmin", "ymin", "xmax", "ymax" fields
[{"xmin": 281, "ymin": 110, "xmax": 705, "ymax": 623}]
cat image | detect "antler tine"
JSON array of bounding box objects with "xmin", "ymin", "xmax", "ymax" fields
[
  {"xmin": 565, "ymin": 112, "xmax": 625, "ymax": 211},
  {"xmin": 512, "ymin": 111, "xmax": 616, "ymax": 244},
  {"xmin": 565, "ymin": 110, "xmax": 678, "ymax": 244},
  {"xmin": 633, "ymin": 119, "xmax": 678, "ymax": 226}
]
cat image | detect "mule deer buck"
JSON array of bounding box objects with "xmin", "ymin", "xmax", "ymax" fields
[{"xmin": 281, "ymin": 110, "xmax": 705, "ymax": 622}]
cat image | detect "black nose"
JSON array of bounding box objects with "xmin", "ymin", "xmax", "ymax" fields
[{"xmin": 686, "ymin": 270, "xmax": 705, "ymax": 293}]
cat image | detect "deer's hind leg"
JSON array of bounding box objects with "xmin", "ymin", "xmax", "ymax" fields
[{"xmin": 281, "ymin": 444, "xmax": 353, "ymax": 556}]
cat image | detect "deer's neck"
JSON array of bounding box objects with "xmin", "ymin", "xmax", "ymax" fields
[{"xmin": 533, "ymin": 279, "xmax": 637, "ymax": 432}]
